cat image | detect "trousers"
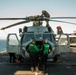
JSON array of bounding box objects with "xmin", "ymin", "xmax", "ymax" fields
[{"xmin": 29, "ymin": 52, "xmax": 38, "ymax": 68}]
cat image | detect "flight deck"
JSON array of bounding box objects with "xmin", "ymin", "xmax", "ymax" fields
[{"xmin": 0, "ymin": 47, "xmax": 76, "ymax": 75}]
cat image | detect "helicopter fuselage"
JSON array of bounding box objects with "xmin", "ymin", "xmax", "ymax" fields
[{"xmin": 19, "ymin": 25, "xmax": 57, "ymax": 58}]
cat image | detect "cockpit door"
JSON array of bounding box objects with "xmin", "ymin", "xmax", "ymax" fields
[
  {"xmin": 7, "ymin": 33, "xmax": 20, "ymax": 54},
  {"xmin": 57, "ymin": 34, "xmax": 70, "ymax": 53}
]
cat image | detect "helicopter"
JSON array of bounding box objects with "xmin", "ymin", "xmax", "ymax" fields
[{"xmin": 0, "ymin": 10, "xmax": 76, "ymax": 63}]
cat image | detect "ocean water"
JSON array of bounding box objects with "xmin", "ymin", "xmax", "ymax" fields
[{"xmin": 0, "ymin": 39, "xmax": 6, "ymax": 51}]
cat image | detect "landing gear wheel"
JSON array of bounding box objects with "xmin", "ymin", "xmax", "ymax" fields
[
  {"xmin": 18, "ymin": 55, "xmax": 24, "ymax": 62},
  {"xmin": 53, "ymin": 55, "xmax": 58, "ymax": 62}
]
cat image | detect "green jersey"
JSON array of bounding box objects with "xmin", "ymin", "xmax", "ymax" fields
[
  {"xmin": 29, "ymin": 43, "xmax": 39, "ymax": 52},
  {"xmin": 43, "ymin": 44, "xmax": 50, "ymax": 54}
]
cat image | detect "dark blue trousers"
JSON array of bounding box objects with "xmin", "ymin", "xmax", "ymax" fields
[{"xmin": 30, "ymin": 52, "xmax": 38, "ymax": 68}]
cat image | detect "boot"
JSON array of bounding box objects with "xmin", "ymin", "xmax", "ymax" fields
[
  {"xmin": 31, "ymin": 67, "xmax": 34, "ymax": 72},
  {"xmin": 43, "ymin": 65, "xmax": 46, "ymax": 73},
  {"xmin": 35, "ymin": 66, "xmax": 39, "ymax": 72}
]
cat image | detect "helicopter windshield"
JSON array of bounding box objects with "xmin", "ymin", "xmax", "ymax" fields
[
  {"xmin": 35, "ymin": 34, "xmax": 42, "ymax": 40},
  {"xmin": 22, "ymin": 33, "xmax": 34, "ymax": 43},
  {"xmin": 43, "ymin": 34, "xmax": 50, "ymax": 40},
  {"xmin": 43, "ymin": 33, "xmax": 55, "ymax": 43}
]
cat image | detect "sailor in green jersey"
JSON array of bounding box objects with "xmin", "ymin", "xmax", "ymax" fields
[
  {"xmin": 42, "ymin": 39, "xmax": 51, "ymax": 73},
  {"xmin": 29, "ymin": 40, "xmax": 39, "ymax": 72}
]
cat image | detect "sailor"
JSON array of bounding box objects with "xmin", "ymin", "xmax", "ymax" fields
[
  {"xmin": 28, "ymin": 40, "xmax": 39, "ymax": 72},
  {"xmin": 42, "ymin": 39, "xmax": 51, "ymax": 72}
]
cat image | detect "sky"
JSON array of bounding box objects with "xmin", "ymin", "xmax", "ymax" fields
[{"xmin": 0, "ymin": 0, "xmax": 76, "ymax": 39}]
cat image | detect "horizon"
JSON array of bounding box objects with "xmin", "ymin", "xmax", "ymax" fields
[{"xmin": 0, "ymin": 0, "xmax": 76, "ymax": 39}]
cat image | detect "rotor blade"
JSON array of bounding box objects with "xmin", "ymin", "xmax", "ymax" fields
[
  {"xmin": 0, "ymin": 17, "xmax": 76, "ymax": 20},
  {"xmin": 0, "ymin": 18, "xmax": 26, "ymax": 20},
  {"xmin": 0, "ymin": 20, "xmax": 29, "ymax": 30},
  {"xmin": 50, "ymin": 17, "xmax": 76, "ymax": 19},
  {"xmin": 50, "ymin": 20, "xmax": 76, "ymax": 25}
]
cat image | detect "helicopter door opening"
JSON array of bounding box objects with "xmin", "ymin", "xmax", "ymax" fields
[
  {"xmin": 7, "ymin": 34, "xmax": 20, "ymax": 54},
  {"xmin": 57, "ymin": 34, "xmax": 70, "ymax": 53}
]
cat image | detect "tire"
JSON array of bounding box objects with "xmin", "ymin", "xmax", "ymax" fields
[
  {"xmin": 53, "ymin": 55, "xmax": 58, "ymax": 62},
  {"xmin": 18, "ymin": 55, "xmax": 24, "ymax": 62}
]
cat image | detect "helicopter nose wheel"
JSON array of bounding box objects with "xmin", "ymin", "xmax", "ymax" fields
[{"xmin": 53, "ymin": 55, "xmax": 62, "ymax": 63}]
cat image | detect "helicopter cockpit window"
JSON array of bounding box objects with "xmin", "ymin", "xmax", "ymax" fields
[
  {"xmin": 22, "ymin": 33, "xmax": 34, "ymax": 43},
  {"xmin": 43, "ymin": 34, "xmax": 55, "ymax": 43},
  {"xmin": 43, "ymin": 34, "xmax": 50, "ymax": 40},
  {"xmin": 35, "ymin": 34, "xmax": 42, "ymax": 40}
]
